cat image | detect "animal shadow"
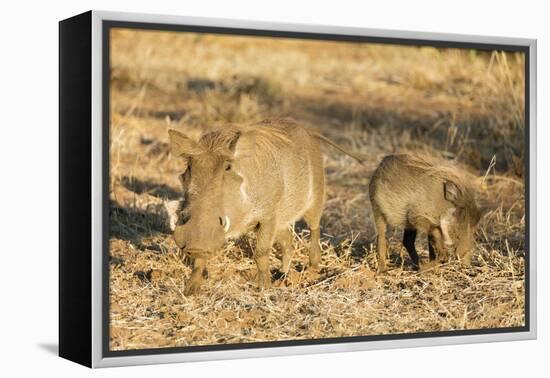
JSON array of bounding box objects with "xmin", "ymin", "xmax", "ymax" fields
[
  {"xmin": 331, "ymin": 236, "xmax": 373, "ymax": 263},
  {"xmin": 121, "ymin": 176, "xmax": 181, "ymax": 200},
  {"xmin": 110, "ymin": 200, "xmax": 170, "ymax": 243}
]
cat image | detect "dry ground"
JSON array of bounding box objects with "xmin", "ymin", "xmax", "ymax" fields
[{"xmin": 108, "ymin": 29, "xmax": 526, "ymax": 351}]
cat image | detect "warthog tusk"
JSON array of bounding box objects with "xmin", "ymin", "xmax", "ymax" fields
[
  {"xmin": 164, "ymin": 200, "xmax": 180, "ymax": 232},
  {"xmin": 223, "ymin": 216, "xmax": 230, "ymax": 232}
]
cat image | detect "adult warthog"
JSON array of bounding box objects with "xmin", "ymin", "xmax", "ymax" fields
[
  {"xmin": 369, "ymin": 154, "xmax": 483, "ymax": 272},
  {"xmin": 169, "ymin": 118, "xmax": 363, "ymax": 295}
]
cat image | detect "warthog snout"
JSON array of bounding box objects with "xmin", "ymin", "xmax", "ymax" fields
[{"xmin": 173, "ymin": 212, "xmax": 228, "ymax": 255}]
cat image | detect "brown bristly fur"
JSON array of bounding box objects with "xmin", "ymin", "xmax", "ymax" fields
[
  {"xmin": 388, "ymin": 153, "xmax": 472, "ymax": 192},
  {"xmin": 197, "ymin": 120, "xmax": 294, "ymax": 155}
]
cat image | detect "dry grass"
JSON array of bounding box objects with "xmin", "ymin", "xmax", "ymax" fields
[{"xmin": 108, "ymin": 28, "xmax": 526, "ymax": 351}]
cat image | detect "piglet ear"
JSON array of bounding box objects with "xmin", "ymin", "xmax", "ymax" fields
[
  {"xmin": 444, "ymin": 182, "xmax": 460, "ymax": 204},
  {"xmin": 168, "ymin": 129, "xmax": 202, "ymax": 157}
]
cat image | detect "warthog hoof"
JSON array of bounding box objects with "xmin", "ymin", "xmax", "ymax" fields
[
  {"xmin": 308, "ymin": 260, "xmax": 320, "ymax": 272},
  {"xmin": 419, "ymin": 261, "xmax": 438, "ymax": 272},
  {"xmin": 184, "ymin": 279, "xmax": 202, "ymax": 296},
  {"xmin": 257, "ymin": 272, "xmax": 272, "ymax": 290},
  {"xmin": 460, "ymin": 254, "xmax": 472, "ymax": 266}
]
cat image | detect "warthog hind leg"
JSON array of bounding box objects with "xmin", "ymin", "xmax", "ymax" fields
[
  {"xmin": 255, "ymin": 221, "xmax": 276, "ymax": 290},
  {"xmin": 373, "ymin": 211, "xmax": 388, "ymax": 273},
  {"xmin": 304, "ymin": 211, "xmax": 323, "ymax": 271},
  {"xmin": 277, "ymin": 227, "xmax": 294, "ymax": 274}
]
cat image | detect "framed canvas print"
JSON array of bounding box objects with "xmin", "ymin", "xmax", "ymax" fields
[{"xmin": 59, "ymin": 10, "xmax": 537, "ymax": 368}]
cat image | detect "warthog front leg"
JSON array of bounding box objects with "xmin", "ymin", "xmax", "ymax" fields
[
  {"xmin": 184, "ymin": 257, "xmax": 207, "ymax": 296},
  {"xmin": 304, "ymin": 207, "xmax": 323, "ymax": 272},
  {"xmin": 429, "ymin": 227, "xmax": 448, "ymax": 263},
  {"xmin": 402, "ymin": 228, "xmax": 419, "ymax": 268},
  {"xmin": 255, "ymin": 221, "xmax": 276, "ymax": 290},
  {"xmin": 428, "ymin": 234, "xmax": 437, "ymax": 261}
]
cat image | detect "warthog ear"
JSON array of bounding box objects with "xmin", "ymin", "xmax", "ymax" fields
[
  {"xmin": 218, "ymin": 131, "xmax": 242, "ymax": 158},
  {"xmin": 169, "ymin": 129, "xmax": 202, "ymax": 157},
  {"xmin": 231, "ymin": 132, "xmax": 256, "ymax": 159},
  {"xmin": 444, "ymin": 182, "xmax": 461, "ymax": 205},
  {"xmin": 228, "ymin": 131, "xmax": 241, "ymax": 153}
]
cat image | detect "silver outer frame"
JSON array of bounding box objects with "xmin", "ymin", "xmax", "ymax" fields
[{"xmin": 90, "ymin": 10, "xmax": 537, "ymax": 368}]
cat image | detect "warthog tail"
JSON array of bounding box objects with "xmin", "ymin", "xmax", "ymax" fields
[{"xmin": 315, "ymin": 133, "xmax": 365, "ymax": 165}]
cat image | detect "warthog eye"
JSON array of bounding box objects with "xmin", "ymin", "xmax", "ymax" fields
[
  {"xmin": 224, "ymin": 162, "xmax": 232, "ymax": 171},
  {"xmin": 178, "ymin": 213, "xmax": 190, "ymax": 226},
  {"xmin": 218, "ymin": 217, "xmax": 223, "ymax": 226}
]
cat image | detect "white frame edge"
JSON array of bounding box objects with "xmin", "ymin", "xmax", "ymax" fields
[{"xmin": 90, "ymin": 10, "xmax": 537, "ymax": 368}]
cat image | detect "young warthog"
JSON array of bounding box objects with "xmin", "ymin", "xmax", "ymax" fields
[
  {"xmin": 169, "ymin": 118, "xmax": 363, "ymax": 294},
  {"xmin": 369, "ymin": 154, "xmax": 482, "ymax": 272}
]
